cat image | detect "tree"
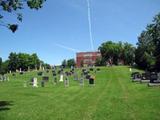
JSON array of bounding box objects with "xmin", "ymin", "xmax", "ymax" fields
[
  {"xmin": 98, "ymin": 41, "xmax": 135, "ymax": 65},
  {"xmin": 0, "ymin": 0, "xmax": 46, "ymax": 32},
  {"xmin": 62, "ymin": 59, "xmax": 67, "ymax": 68},
  {"xmin": 80, "ymin": 60, "xmax": 83, "ymax": 67},
  {"xmin": 0, "ymin": 57, "xmax": 2, "ymax": 74},
  {"xmin": 8, "ymin": 52, "xmax": 18, "ymax": 71},
  {"xmin": 67, "ymin": 59, "xmax": 75, "ymax": 68},
  {"xmin": 95, "ymin": 57, "xmax": 105, "ymax": 66},
  {"xmin": 123, "ymin": 42, "xmax": 135, "ymax": 65},
  {"xmin": 135, "ymin": 12, "xmax": 160, "ymax": 71},
  {"xmin": 1, "ymin": 60, "xmax": 9, "ymax": 74}
]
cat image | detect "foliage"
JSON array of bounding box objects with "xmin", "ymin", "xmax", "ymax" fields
[
  {"xmin": 8, "ymin": 52, "xmax": 41, "ymax": 72},
  {"xmin": 61, "ymin": 59, "xmax": 67, "ymax": 68},
  {"xmin": 98, "ymin": 41, "xmax": 135, "ymax": 65},
  {"xmin": 95, "ymin": 57, "xmax": 105, "ymax": 66},
  {"xmin": 0, "ymin": 57, "xmax": 2, "ymax": 73},
  {"xmin": 67, "ymin": 59, "xmax": 75, "ymax": 68},
  {"xmin": 0, "ymin": 0, "xmax": 46, "ymax": 32},
  {"xmin": 62, "ymin": 59, "xmax": 76, "ymax": 68},
  {"xmin": 135, "ymin": 12, "xmax": 160, "ymax": 71}
]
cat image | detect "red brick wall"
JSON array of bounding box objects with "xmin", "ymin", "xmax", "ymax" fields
[{"xmin": 76, "ymin": 52, "xmax": 101, "ymax": 67}]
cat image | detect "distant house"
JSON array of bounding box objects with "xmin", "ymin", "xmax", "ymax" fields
[{"xmin": 76, "ymin": 51, "xmax": 101, "ymax": 67}]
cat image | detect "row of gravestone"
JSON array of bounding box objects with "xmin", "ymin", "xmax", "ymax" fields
[
  {"xmin": 24, "ymin": 68, "xmax": 101, "ymax": 88},
  {"xmin": 131, "ymin": 72, "xmax": 160, "ymax": 86},
  {"xmin": 0, "ymin": 75, "xmax": 9, "ymax": 82}
]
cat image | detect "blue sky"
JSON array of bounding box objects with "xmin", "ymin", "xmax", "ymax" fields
[{"xmin": 1, "ymin": 0, "xmax": 160, "ymax": 65}]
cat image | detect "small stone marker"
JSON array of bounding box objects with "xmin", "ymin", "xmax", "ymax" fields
[
  {"xmin": 41, "ymin": 80, "xmax": 45, "ymax": 87},
  {"xmin": 42, "ymin": 76, "xmax": 49, "ymax": 82},
  {"xmin": 79, "ymin": 74, "xmax": 84, "ymax": 86},
  {"xmin": 89, "ymin": 75, "xmax": 95, "ymax": 86},
  {"xmin": 64, "ymin": 76, "xmax": 69, "ymax": 87},
  {"xmin": 59, "ymin": 74, "xmax": 63, "ymax": 82},
  {"xmin": 129, "ymin": 68, "xmax": 132, "ymax": 72},
  {"xmin": 37, "ymin": 72, "xmax": 43, "ymax": 76},
  {"xmin": 74, "ymin": 72, "xmax": 78, "ymax": 81},
  {"xmin": 32, "ymin": 77, "xmax": 38, "ymax": 87}
]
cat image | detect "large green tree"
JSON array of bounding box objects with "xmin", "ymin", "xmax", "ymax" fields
[
  {"xmin": 98, "ymin": 41, "xmax": 135, "ymax": 65},
  {"xmin": 67, "ymin": 59, "xmax": 75, "ymax": 68},
  {"xmin": 135, "ymin": 12, "xmax": 160, "ymax": 71},
  {"xmin": 0, "ymin": 0, "xmax": 46, "ymax": 32},
  {"xmin": 8, "ymin": 52, "xmax": 41, "ymax": 71},
  {"xmin": 0, "ymin": 57, "xmax": 2, "ymax": 73},
  {"xmin": 8, "ymin": 52, "xmax": 18, "ymax": 71}
]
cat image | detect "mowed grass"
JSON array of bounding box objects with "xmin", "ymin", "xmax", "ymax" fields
[{"xmin": 0, "ymin": 66, "xmax": 160, "ymax": 120}]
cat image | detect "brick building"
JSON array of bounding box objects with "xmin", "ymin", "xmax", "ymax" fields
[{"xmin": 76, "ymin": 51, "xmax": 101, "ymax": 67}]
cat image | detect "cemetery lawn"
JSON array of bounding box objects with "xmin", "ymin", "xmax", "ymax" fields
[{"xmin": 1, "ymin": 66, "xmax": 160, "ymax": 120}]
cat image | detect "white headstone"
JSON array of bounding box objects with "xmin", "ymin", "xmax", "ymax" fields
[
  {"xmin": 33, "ymin": 77, "xmax": 38, "ymax": 87},
  {"xmin": 42, "ymin": 67, "xmax": 45, "ymax": 71},
  {"xmin": 59, "ymin": 74, "xmax": 63, "ymax": 82},
  {"xmin": 129, "ymin": 68, "xmax": 132, "ymax": 72}
]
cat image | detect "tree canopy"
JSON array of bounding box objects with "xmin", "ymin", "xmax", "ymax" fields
[
  {"xmin": 0, "ymin": 0, "xmax": 46, "ymax": 32},
  {"xmin": 98, "ymin": 41, "xmax": 135, "ymax": 65},
  {"xmin": 135, "ymin": 12, "xmax": 160, "ymax": 71}
]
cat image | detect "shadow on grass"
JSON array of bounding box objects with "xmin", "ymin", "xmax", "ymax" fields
[{"xmin": 0, "ymin": 101, "xmax": 13, "ymax": 111}]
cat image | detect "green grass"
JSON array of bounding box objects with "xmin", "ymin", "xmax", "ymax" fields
[{"xmin": 0, "ymin": 66, "xmax": 160, "ymax": 120}]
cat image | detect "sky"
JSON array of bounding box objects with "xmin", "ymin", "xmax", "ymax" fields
[{"xmin": 1, "ymin": 0, "xmax": 160, "ymax": 65}]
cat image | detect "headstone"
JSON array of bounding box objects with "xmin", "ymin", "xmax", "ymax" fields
[
  {"xmin": 3, "ymin": 75, "xmax": 7, "ymax": 81},
  {"xmin": 41, "ymin": 80, "xmax": 45, "ymax": 87},
  {"xmin": 89, "ymin": 75, "xmax": 95, "ymax": 86},
  {"xmin": 129, "ymin": 68, "xmax": 132, "ymax": 72},
  {"xmin": 59, "ymin": 74, "xmax": 63, "ymax": 82},
  {"xmin": 7, "ymin": 76, "xmax": 9, "ymax": 81},
  {"xmin": 53, "ymin": 77, "xmax": 57, "ymax": 85},
  {"xmin": 64, "ymin": 76, "xmax": 69, "ymax": 87},
  {"xmin": 79, "ymin": 74, "xmax": 84, "ymax": 86},
  {"xmin": 37, "ymin": 72, "xmax": 43, "ymax": 76},
  {"xmin": 150, "ymin": 72, "xmax": 158, "ymax": 83},
  {"xmin": 42, "ymin": 67, "xmax": 45, "ymax": 71},
  {"xmin": 158, "ymin": 73, "xmax": 160, "ymax": 80},
  {"xmin": 131, "ymin": 72, "xmax": 141, "ymax": 82},
  {"xmin": 42, "ymin": 76, "xmax": 49, "ymax": 82},
  {"xmin": 32, "ymin": 77, "xmax": 38, "ymax": 87},
  {"xmin": 148, "ymin": 72, "xmax": 160, "ymax": 86},
  {"xmin": 140, "ymin": 72, "xmax": 150, "ymax": 83},
  {"xmin": 74, "ymin": 72, "xmax": 78, "ymax": 81},
  {"xmin": 86, "ymin": 74, "xmax": 91, "ymax": 79}
]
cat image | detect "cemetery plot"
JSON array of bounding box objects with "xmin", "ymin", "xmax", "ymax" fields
[
  {"xmin": 1, "ymin": 66, "xmax": 160, "ymax": 120},
  {"xmin": 131, "ymin": 72, "xmax": 141, "ymax": 82},
  {"xmin": 148, "ymin": 72, "xmax": 160, "ymax": 87},
  {"xmin": 140, "ymin": 72, "xmax": 150, "ymax": 83}
]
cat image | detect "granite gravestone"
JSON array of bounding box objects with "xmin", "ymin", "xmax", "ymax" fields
[{"xmin": 79, "ymin": 73, "xmax": 84, "ymax": 86}]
